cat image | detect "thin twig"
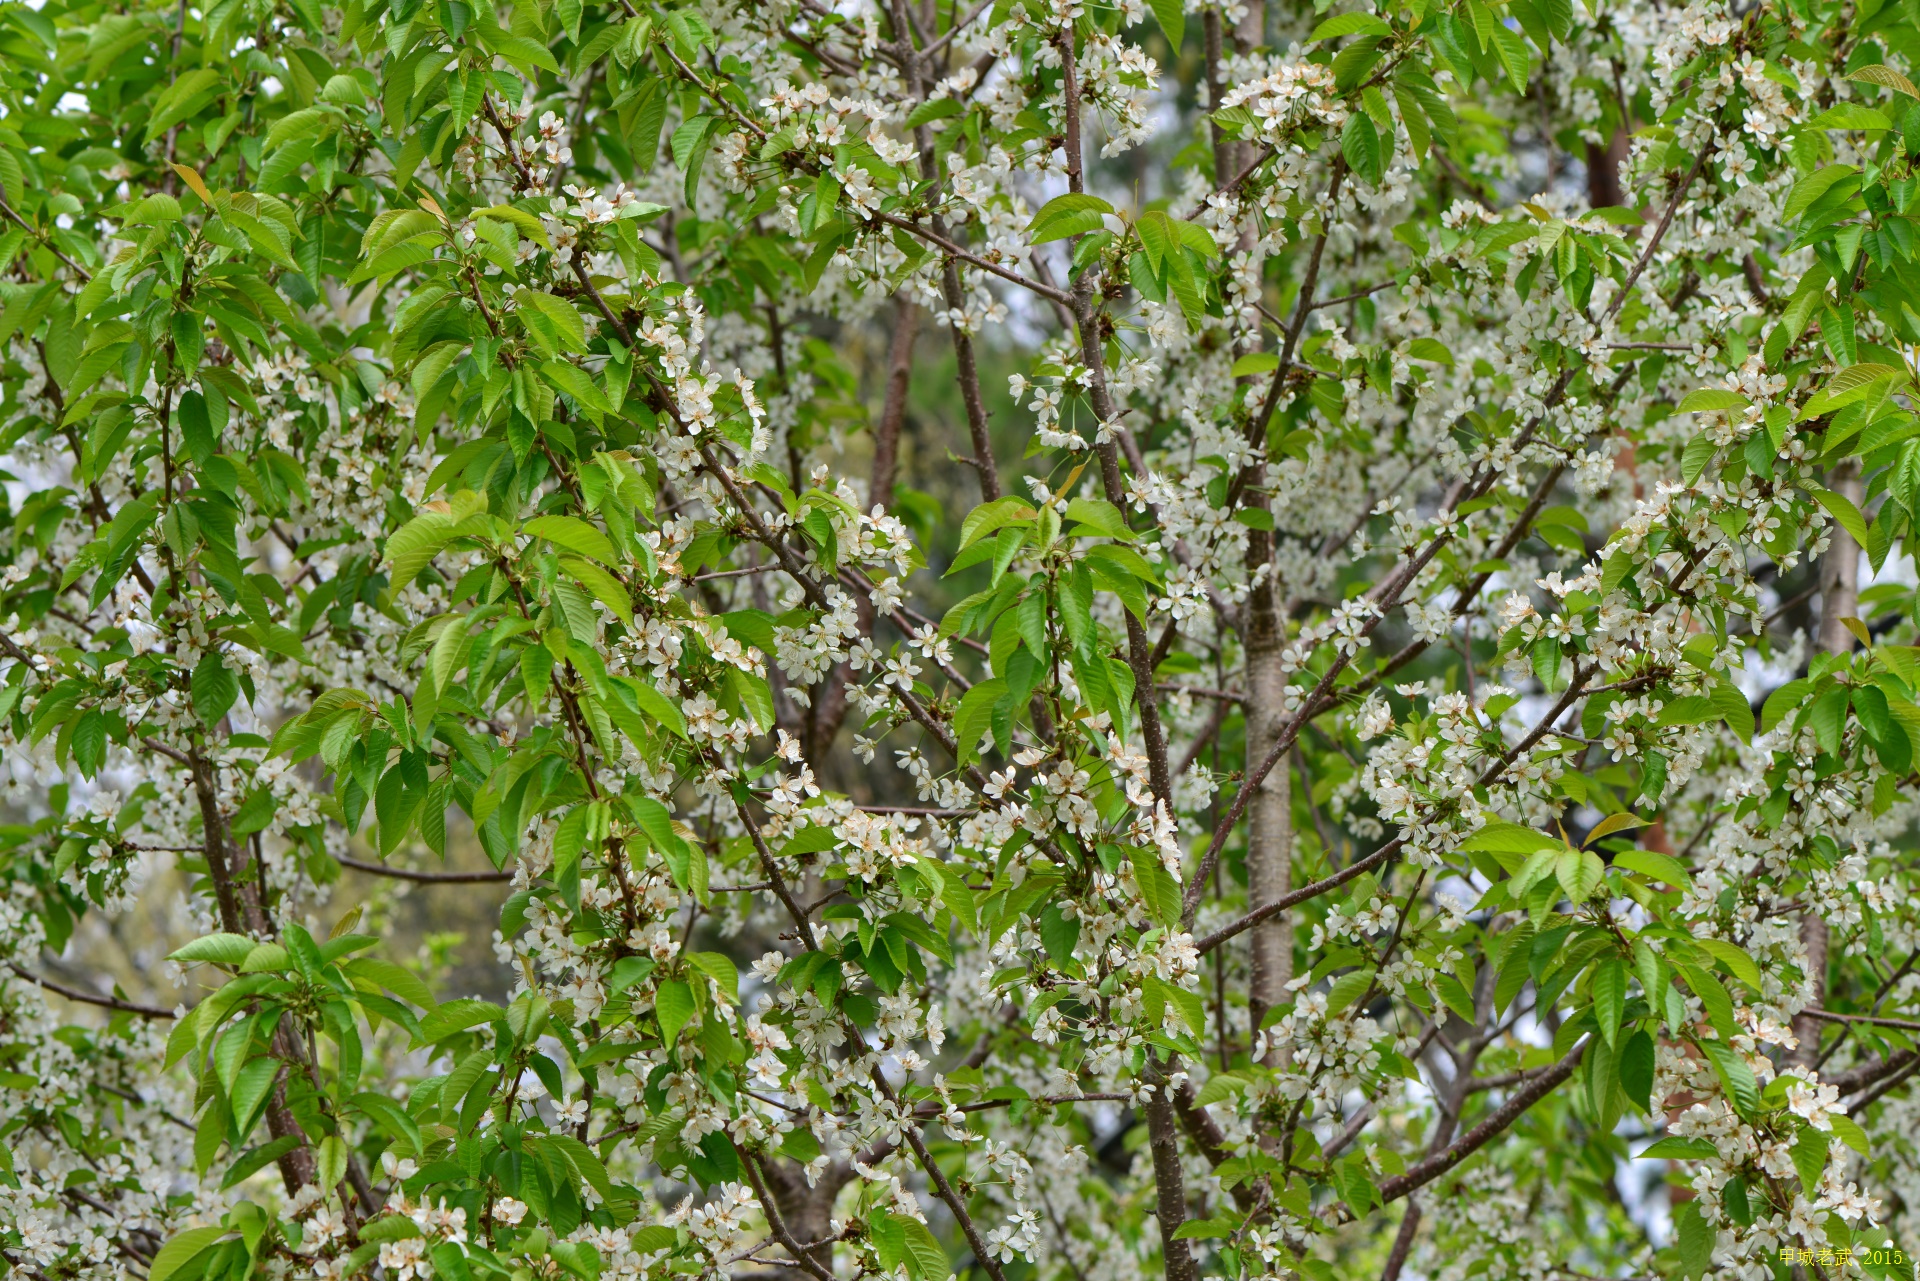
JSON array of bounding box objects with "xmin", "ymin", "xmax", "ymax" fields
[
  {"xmin": 8, "ymin": 963, "xmax": 176, "ymax": 1020},
  {"xmin": 1802, "ymin": 1008, "xmax": 1920, "ymax": 1032},
  {"xmin": 335, "ymin": 855, "xmax": 514, "ymax": 884}
]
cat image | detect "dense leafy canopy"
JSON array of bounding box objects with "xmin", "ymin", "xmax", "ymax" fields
[{"xmin": 6, "ymin": 0, "xmax": 1920, "ymax": 1276}]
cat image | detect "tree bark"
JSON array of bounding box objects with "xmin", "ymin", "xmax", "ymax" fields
[
  {"xmin": 1143, "ymin": 1057, "xmax": 1197, "ymax": 1281},
  {"xmin": 871, "ymin": 296, "xmax": 918, "ymax": 509},
  {"xmin": 1202, "ymin": 12, "xmax": 1236, "ymax": 189},
  {"xmin": 1794, "ymin": 459, "xmax": 1862, "ymax": 1071},
  {"xmin": 1234, "ymin": 0, "xmax": 1264, "ymax": 51},
  {"xmin": 1244, "ymin": 570, "xmax": 1292, "ymax": 1047},
  {"xmin": 1586, "ymin": 128, "xmax": 1628, "ymax": 210},
  {"xmin": 763, "ymin": 1158, "xmax": 850, "ymax": 1281},
  {"xmin": 1815, "ymin": 462, "xmax": 1863, "ymax": 658}
]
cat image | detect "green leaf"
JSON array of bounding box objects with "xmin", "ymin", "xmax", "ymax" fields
[
  {"xmin": 98, "ymin": 491, "xmax": 161, "ymax": 601},
  {"xmin": 1133, "ymin": 854, "xmax": 1182, "ymax": 927},
  {"xmin": 1675, "ymin": 388, "xmax": 1748, "ymax": 413},
  {"xmin": 416, "ymin": 998, "xmax": 504, "ymax": 1045},
  {"xmin": 477, "ymin": 204, "xmax": 553, "ymax": 248},
  {"xmin": 1850, "ymin": 64, "xmax": 1920, "ymax": 98},
  {"xmin": 145, "ymin": 68, "xmax": 224, "ymax": 141},
  {"xmin": 633, "ymin": 796, "xmax": 691, "ymax": 864},
  {"xmin": 192, "ymin": 654, "xmax": 240, "ymax": 724},
  {"xmin": 517, "ymin": 291, "xmax": 588, "ymax": 351},
  {"xmin": 1085, "ymin": 543, "xmax": 1163, "ymax": 586},
  {"xmin": 544, "ymin": 1132, "xmax": 618, "ymax": 1204},
  {"xmin": 1783, "ymin": 165, "xmax": 1859, "ymax": 224},
  {"xmin": 1808, "ymin": 684, "xmax": 1849, "ymax": 756},
  {"xmin": 349, "ymin": 240, "xmax": 436, "ymax": 286},
  {"xmin": 1806, "ymin": 103, "xmax": 1894, "ymax": 130},
  {"xmin": 1791, "ymin": 1125, "xmax": 1828, "ymax": 1193},
  {"xmin": 266, "ymin": 107, "xmax": 335, "ymax": 152},
  {"xmin": 1679, "ymin": 433, "xmax": 1717, "ymax": 484},
  {"xmin": 1434, "ymin": 973, "xmax": 1476, "ymax": 1022},
  {"xmin": 1592, "ymin": 957, "xmax": 1626, "ymax": 1045},
  {"xmin": 1694, "ymin": 938, "xmax": 1762, "ymax": 990},
  {"xmin": 1310, "ymin": 10, "xmax": 1393, "ymax": 39},
  {"xmin": 1711, "ymin": 680, "xmax": 1754, "ymax": 742},
  {"xmin": 359, "ymin": 1213, "xmax": 422, "ymax": 1242},
  {"xmin": 222, "ymin": 1135, "xmax": 301, "ymax": 1189},
  {"xmin": 724, "ymin": 667, "xmax": 775, "ymax": 733},
  {"xmin": 872, "ymin": 1212, "xmax": 907, "ymax": 1271},
  {"xmin": 655, "ymin": 979, "xmax": 694, "ymax": 1044},
  {"xmin": 1335, "ymin": 1153, "xmax": 1378, "ymax": 1214},
  {"xmin": 625, "ymin": 679, "xmax": 689, "ymax": 739},
  {"xmin": 1341, "ymin": 113, "xmax": 1385, "ymax": 185},
  {"xmin": 230, "ymin": 788, "xmax": 276, "ymax": 836},
  {"xmin": 123, "ymin": 193, "xmax": 183, "ymax": 225},
  {"xmin": 1823, "ymin": 361, "xmax": 1906, "ymax": 399},
  {"xmin": 230, "ymin": 1055, "xmax": 278, "ymax": 1134},
  {"xmin": 409, "ymin": 341, "xmax": 464, "ymax": 407},
  {"xmin": 953, "ymin": 677, "xmax": 1008, "ymax": 766},
  {"xmin": 343, "ymin": 958, "xmax": 435, "ymax": 1007},
  {"xmin": 1641, "ymin": 1135, "xmax": 1719, "ymax": 1159},
  {"xmin": 169, "ymin": 933, "xmax": 257, "ymax": 965},
  {"xmin": 959, "ymin": 497, "xmax": 1037, "ymax": 549},
  {"xmin": 525, "ymin": 514, "xmax": 617, "ymax": 564},
  {"xmin": 1763, "ymin": 678, "xmax": 1811, "ymax": 732},
  {"xmin": 482, "ymin": 28, "xmax": 561, "ymax": 73},
  {"xmin": 1582, "ymin": 812, "xmax": 1645, "ymax": 846},
  {"xmin": 560, "ymin": 556, "xmax": 634, "ymax": 627},
  {"xmin": 425, "ymin": 616, "xmax": 472, "ymax": 697},
  {"xmin": 608, "ymin": 956, "xmax": 656, "ymax": 995},
  {"xmin": 150, "ymin": 1227, "xmax": 231, "ymax": 1281},
  {"xmin": 361, "ymin": 209, "xmax": 442, "ymax": 257},
  {"xmin": 904, "ymin": 97, "xmax": 963, "ymax": 129},
  {"xmin": 1829, "ymin": 1112, "xmax": 1872, "ymax": 1156},
  {"xmin": 541, "ymin": 359, "xmax": 612, "ymax": 417},
  {"xmin": 1554, "ymin": 846, "xmax": 1604, "ymax": 903},
  {"xmin": 1326, "ymin": 969, "xmax": 1372, "ymax": 1014},
  {"xmin": 1039, "ymin": 904, "xmax": 1080, "ymax": 966},
  {"xmin": 1620, "ymin": 1029, "xmax": 1655, "ymax": 1111},
  {"xmin": 671, "ymin": 115, "xmax": 716, "ymax": 170},
  {"xmin": 1027, "ymin": 194, "xmax": 1114, "ymax": 243},
  {"xmin": 688, "ymin": 951, "xmax": 738, "ymax": 999},
  {"xmin": 316, "ymin": 1134, "xmax": 349, "ymax": 1191},
  {"xmin": 1490, "ymin": 23, "xmax": 1530, "ymax": 90},
  {"xmin": 1701, "ymin": 1038, "xmax": 1760, "ymax": 1117},
  {"xmin": 1678, "ymin": 963, "xmax": 1735, "ymax": 1040},
  {"xmin": 1145, "ymin": 0, "xmax": 1183, "ymax": 48},
  {"xmin": 1674, "ymin": 1200, "xmax": 1713, "ymax": 1280},
  {"xmin": 1811, "ymin": 487, "xmax": 1870, "ymax": 546},
  {"xmin": 383, "ymin": 510, "xmax": 457, "ymax": 592},
  {"xmin": 1612, "ymin": 848, "xmax": 1691, "ymax": 889},
  {"xmin": 1062, "ymin": 497, "xmax": 1134, "ymax": 540},
  {"xmin": 1463, "ymin": 821, "xmax": 1558, "ymax": 858},
  {"xmin": 899, "ymin": 1217, "xmax": 950, "ymax": 1281}
]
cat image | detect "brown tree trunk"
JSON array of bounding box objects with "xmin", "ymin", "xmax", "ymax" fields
[
  {"xmin": 1234, "ymin": 0, "xmax": 1263, "ymax": 51},
  {"xmin": 870, "ymin": 297, "xmax": 918, "ymax": 509},
  {"xmin": 1586, "ymin": 128, "xmax": 1628, "ymax": 210},
  {"xmin": 1245, "ymin": 597, "xmax": 1292, "ymax": 1050},
  {"xmin": 1794, "ymin": 460, "xmax": 1862, "ymax": 1071},
  {"xmin": 763, "ymin": 1159, "xmax": 850, "ymax": 1280}
]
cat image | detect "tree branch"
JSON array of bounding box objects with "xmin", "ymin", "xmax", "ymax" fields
[{"xmin": 7, "ymin": 963, "xmax": 176, "ymax": 1019}]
